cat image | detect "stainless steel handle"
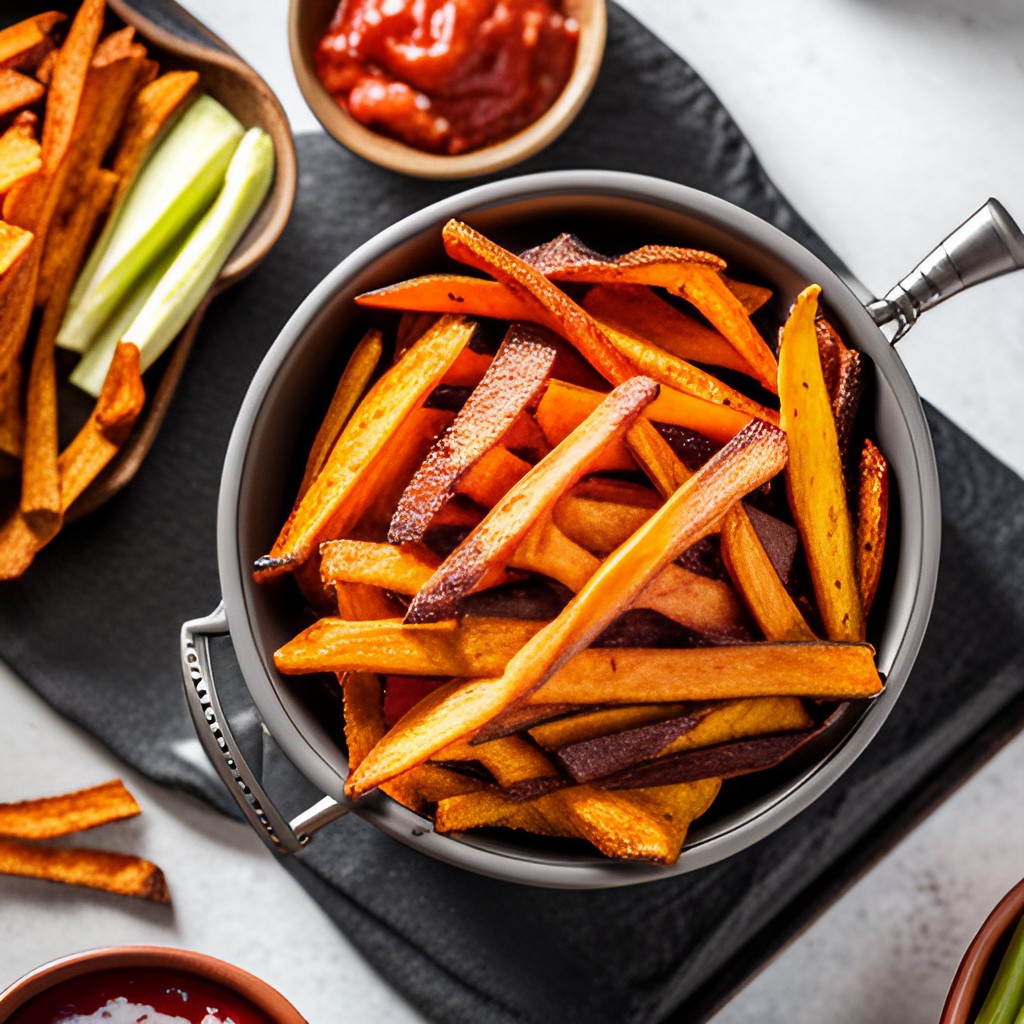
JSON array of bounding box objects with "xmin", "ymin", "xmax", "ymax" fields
[
  {"xmin": 180, "ymin": 603, "xmax": 353, "ymax": 854},
  {"xmin": 867, "ymin": 198, "xmax": 1024, "ymax": 343}
]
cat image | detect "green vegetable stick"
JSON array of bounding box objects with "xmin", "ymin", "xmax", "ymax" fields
[
  {"xmin": 975, "ymin": 912, "xmax": 1024, "ymax": 1024},
  {"xmin": 70, "ymin": 128, "xmax": 274, "ymax": 397},
  {"xmin": 57, "ymin": 94, "xmax": 244, "ymax": 354}
]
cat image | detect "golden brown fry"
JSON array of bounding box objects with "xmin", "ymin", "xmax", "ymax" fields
[
  {"xmin": 0, "ymin": 120, "xmax": 41, "ymax": 196},
  {"xmin": 0, "ymin": 69, "xmax": 45, "ymax": 117},
  {"xmin": 404, "ymin": 375, "xmax": 660, "ymax": 623},
  {"xmin": 778, "ymin": 286, "xmax": 864, "ymax": 641},
  {"xmin": 320, "ymin": 539, "xmax": 439, "ymax": 595},
  {"xmin": 437, "ymin": 735, "xmax": 560, "ymax": 793},
  {"xmin": 454, "ymin": 445, "xmax": 531, "ymax": 508},
  {"xmin": 346, "ymin": 419, "xmax": 789, "ymax": 796},
  {"xmin": 0, "ymin": 836, "xmax": 169, "ymax": 903},
  {"xmin": 390, "ymin": 324, "xmax": 555, "ymax": 543},
  {"xmin": 583, "ymin": 285, "xmax": 758, "ymax": 375},
  {"xmin": 532, "ymin": 642, "xmax": 881, "ymax": 705},
  {"xmin": 275, "ymin": 616, "xmax": 545, "ymax": 677},
  {"xmin": 529, "ymin": 704, "xmax": 691, "ymax": 750},
  {"xmin": 0, "ymin": 13, "xmax": 65, "ymax": 72},
  {"xmin": 0, "ymin": 360, "xmax": 23, "ymax": 458},
  {"xmin": 257, "ymin": 316, "xmax": 475, "ymax": 577},
  {"xmin": 552, "ymin": 482, "xmax": 660, "ymax": 554},
  {"xmin": 0, "ymin": 221, "xmax": 33, "ymax": 277},
  {"xmin": 721, "ymin": 504, "xmax": 816, "ymax": 642},
  {"xmin": 656, "ymin": 697, "xmax": 813, "ymax": 757},
  {"xmin": 298, "ymin": 329, "xmax": 382, "ymax": 500},
  {"xmin": 0, "ymin": 779, "xmax": 141, "ymax": 840},
  {"xmin": 857, "ymin": 438, "xmax": 889, "ymax": 613}
]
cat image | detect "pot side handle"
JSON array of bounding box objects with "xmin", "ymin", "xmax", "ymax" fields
[
  {"xmin": 181, "ymin": 603, "xmax": 353, "ymax": 855},
  {"xmin": 867, "ymin": 198, "xmax": 1024, "ymax": 343}
]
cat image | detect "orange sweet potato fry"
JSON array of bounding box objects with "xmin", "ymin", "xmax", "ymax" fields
[
  {"xmin": 0, "ymin": 230, "xmax": 36, "ymax": 378},
  {"xmin": 0, "ymin": 780, "xmax": 140, "ymax": 839},
  {"xmin": 0, "ymin": 360, "xmax": 23, "ymax": 458},
  {"xmin": 583, "ymin": 285, "xmax": 758, "ymax": 376},
  {"xmin": 275, "ymin": 615, "xmax": 545, "ymax": 677},
  {"xmin": 0, "ymin": 221, "xmax": 34, "ymax": 277},
  {"xmin": 857, "ymin": 438, "xmax": 889, "ymax": 613},
  {"xmin": 723, "ymin": 276, "xmax": 772, "ymax": 314},
  {"xmin": 404, "ymin": 375, "xmax": 660, "ymax": 623},
  {"xmin": 389, "ymin": 323, "xmax": 556, "ymax": 542},
  {"xmin": 500, "ymin": 411, "xmax": 550, "ymax": 460},
  {"xmin": 532, "ymin": 642, "xmax": 881, "ymax": 705},
  {"xmin": 520, "ymin": 233, "xmax": 779, "ymax": 394},
  {"xmin": 454, "ymin": 445, "xmax": 531, "ymax": 508},
  {"xmin": 320, "ymin": 539, "xmax": 440, "ymax": 595},
  {"xmin": 0, "ymin": 69, "xmax": 45, "ymax": 117},
  {"xmin": 441, "ymin": 344, "xmax": 492, "ymax": 387},
  {"xmin": 358, "ymin": 273, "xmax": 534, "ymax": 321},
  {"xmin": 298, "ymin": 329, "xmax": 382, "ymax": 500},
  {"xmin": 720, "ymin": 503, "xmax": 816, "ymax": 642},
  {"xmin": 0, "ymin": 836, "xmax": 169, "ymax": 902},
  {"xmin": 529, "ymin": 703, "xmax": 691, "ymax": 750},
  {"xmin": 0, "ymin": 120, "xmax": 41, "ymax": 195},
  {"xmin": 552, "ymin": 481, "xmax": 660, "ymax": 554},
  {"xmin": 778, "ymin": 286, "xmax": 864, "ymax": 641},
  {"xmin": 436, "ymin": 734, "xmax": 561, "ymax": 797},
  {"xmin": 0, "ymin": 341, "xmax": 144, "ymax": 579},
  {"xmin": 346, "ymin": 419, "xmax": 789, "ymax": 796},
  {"xmin": 656, "ymin": 697, "xmax": 813, "ymax": 758},
  {"xmin": 434, "ymin": 788, "xmax": 576, "ymax": 838},
  {"xmin": 256, "ymin": 315, "xmax": 475, "ymax": 577},
  {"xmin": 0, "ymin": 13, "xmax": 65, "ymax": 72}
]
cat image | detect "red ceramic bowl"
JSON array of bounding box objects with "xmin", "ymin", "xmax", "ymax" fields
[
  {"xmin": 0, "ymin": 946, "xmax": 307, "ymax": 1023},
  {"xmin": 941, "ymin": 878, "xmax": 1024, "ymax": 1024}
]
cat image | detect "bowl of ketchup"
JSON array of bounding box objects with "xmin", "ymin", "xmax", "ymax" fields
[
  {"xmin": 0, "ymin": 947, "xmax": 306, "ymax": 1024},
  {"xmin": 289, "ymin": 0, "xmax": 607, "ymax": 178}
]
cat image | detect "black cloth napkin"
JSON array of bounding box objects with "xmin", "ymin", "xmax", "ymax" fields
[{"xmin": 3, "ymin": 6, "xmax": 1024, "ymax": 1024}]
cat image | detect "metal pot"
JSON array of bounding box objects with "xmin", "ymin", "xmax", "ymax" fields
[{"xmin": 181, "ymin": 171, "xmax": 1024, "ymax": 888}]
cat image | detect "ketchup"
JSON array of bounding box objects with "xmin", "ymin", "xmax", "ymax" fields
[
  {"xmin": 7, "ymin": 967, "xmax": 276, "ymax": 1024},
  {"xmin": 315, "ymin": 0, "xmax": 580, "ymax": 155}
]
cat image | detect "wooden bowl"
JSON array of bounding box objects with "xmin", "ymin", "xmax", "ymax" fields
[
  {"xmin": 288, "ymin": 0, "xmax": 607, "ymax": 180},
  {"xmin": 940, "ymin": 878, "xmax": 1024, "ymax": 1024},
  {"xmin": 64, "ymin": 0, "xmax": 298, "ymax": 519}
]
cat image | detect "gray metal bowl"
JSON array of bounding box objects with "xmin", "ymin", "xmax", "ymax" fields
[{"xmin": 188, "ymin": 170, "xmax": 955, "ymax": 888}]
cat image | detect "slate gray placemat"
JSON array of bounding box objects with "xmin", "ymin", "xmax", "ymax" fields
[{"xmin": 1, "ymin": 6, "xmax": 1022, "ymax": 1024}]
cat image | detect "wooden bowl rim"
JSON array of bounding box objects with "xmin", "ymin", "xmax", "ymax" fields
[{"xmin": 288, "ymin": 0, "xmax": 607, "ymax": 180}]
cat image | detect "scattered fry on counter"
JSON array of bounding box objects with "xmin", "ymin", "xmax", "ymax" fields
[
  {"xmin": 0, "ymin": 1, "xmax": 275, "ymax": 580},
  {"xmin": 0, "ymin": 778, "xmax": 169, "ymax": 902},
  {"xmin": 255, "ymin": 217, "xmax": 890, "ymax": 864}
]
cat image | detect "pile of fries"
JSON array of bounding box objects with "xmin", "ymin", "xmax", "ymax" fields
[
  {"xmin": 0, "ymin": 779, "xmax": 169, "ymax": 902},
  {"xmin": 0, "ymin": 1, "xmax": 199, "ymax": 578},
  {"xmin": 258, "ymin": 218, "xmax": 890, "ymax": 864}
]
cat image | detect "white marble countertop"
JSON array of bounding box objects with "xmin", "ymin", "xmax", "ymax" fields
[{"xmin": 2, "ymin": 1, "xmax": 1023, "ymax": 1021}]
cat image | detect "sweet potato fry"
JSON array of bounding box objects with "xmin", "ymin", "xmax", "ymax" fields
[
  {"xmin": 583, "ymin": 285, "xmax": 758, "ymax": 376},
  {"xmin": 529, "ymin": 704, "xmax": 691, "ymax": 750},
  {"xmin": 778, "ymin": 286, "xmax": 864, "ymax": 641},
  {"xmin": 298, "ymin": 329, "xmax": 382, "ymax": 500},
  {"xmin": 434, "ymin": 788, "xmax": 575, "ymax": 838},
  {"xmin": 358, "ymin": 273, "xmax": 534, "ymax": 321},
  {"xmin": 0, "ymin": 13, "xmax": 65, "ymax": 72},
  {"xmin": 453, "ymin": 445, "xmax": 531, "ymax": 508},
  {"xmin": 724, "ymin": 277, "xmax": 772, "ymax": 314},
  {"xmin": 0, "ymin": 230, "xmax": 36, "ymax": 378},
  {"xmin": 389, "ymin": 324, "xmax": 556, "ymax": 543},
  {"xmin": 404, "ymin": 375, "xmax": 660, "ymax": 624},
  {"xmin": 441, "ymin": 344, "xmax": 492, "ymax": 387},
  {"xmin": 657, "ymin": 696, "xmax": 813, "ymax": 757},
  {"xmin": 816, "ymin": 316, "xmax": 863, "ymax": 467},
  {"xmin": 437, "ymin": 734, "xmax": 561, "ymax": 798},
  {"xmin": 0, "ymin": 780, "xmax": 140, "ymax": 839},
  {"xmin": 22, "ymin": 166, "xmax": 118, "ymax": 530},
  {"xmin": 0, "ymin": 341, "xmax": 144, "ymax": 578},
  {"xmin": 552, "ymin": 481, "xmax": 659, "ymax": 554},
  {"xmin": 857, "ymin": 438, "xmax": 889, "ymax": 613},
  {"xmin": 320, "ymin": 539, "xmax": 439, "ymax": 595},
  {"xmin": 256, "ymin": 315, "xmax": 475, "ymax": 577},
  {"xmin": 275, "ymin": 616, "xmax": 545, "ymax": 677},
  {"xmin": 346, "ymin": 419, "xmax": 788, "ymax": 796},
  {"xmin": 0, "ymin": 221, "xmax": 33, "ymax": 277},
  {"xmin": 532, "ymin": 641, "xmax": 881, "ymax": 705},
  {"xmin": 519, "ymin": 233, "xmax": 779, "ymax": 394},
  {"xmin": 0, "ymin": 119, "xmax": 41, "ymax": 195},
  {"xmin": 110, "ymin": 70, "xmax": 199, "ymax": 205},
  {"xmin": 0, "ymin": 361, "xmax": 23, "ymax": 458},
  {"xmin": 0, "ymin": 69, "xmax": 45, "ymax": 118},
  {"xmin": 721, "ymin": 503, "xmax": 816, "ymax": 642},
  {"xmin": 597, "ymin": 730, "xmax": 817, "ymax": 790},
  {"xmin": 0, "ymin": 836, "xmax": 169, "ymax": 902},
  {"xmin": 538, "ymin": 378, "xmax": 752, "ymax": 449},
  {"xmin": 554, "ymin": 697, "xmax": 813, "ymax": 783},
  {"xmin": 501, "ymin": 411, "xmax": 550, "ymax": 460},
  {"xmin": 598, "ymin": 320, "xmax": 777, "ymax": 422}
]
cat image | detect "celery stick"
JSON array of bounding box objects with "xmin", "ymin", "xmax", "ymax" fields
[
  {"xmin": 69, "ymin": 247, "xmax": 177, "ymax": 398},
  {"xmin": 124, "ymin": 128, "xmax": 274, "ymax": 374},
  {"xmin": 57, "ymin": 94, "xmax": 244, "ymax": 354},
  {"xmin": 975, "ymin": 913, "xmax": 1024, "ymax": 1024}
]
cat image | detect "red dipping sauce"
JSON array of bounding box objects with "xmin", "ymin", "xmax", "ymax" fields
[
  {"xmin": 315, "ymin": 0, "xmax": 580, "ymax": 155},
  {"xmin": 7, "ymin": 967, "xmax": 275, "ymax": 1024}
]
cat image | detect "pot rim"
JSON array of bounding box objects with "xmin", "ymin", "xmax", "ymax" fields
[
  {"xmin": 216, "ymin": 169, "xmax": 941, "ymax": 887},
  {"xmin": 0, "ymin": 945, "xmax": 306, "ymax": 1022}
]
